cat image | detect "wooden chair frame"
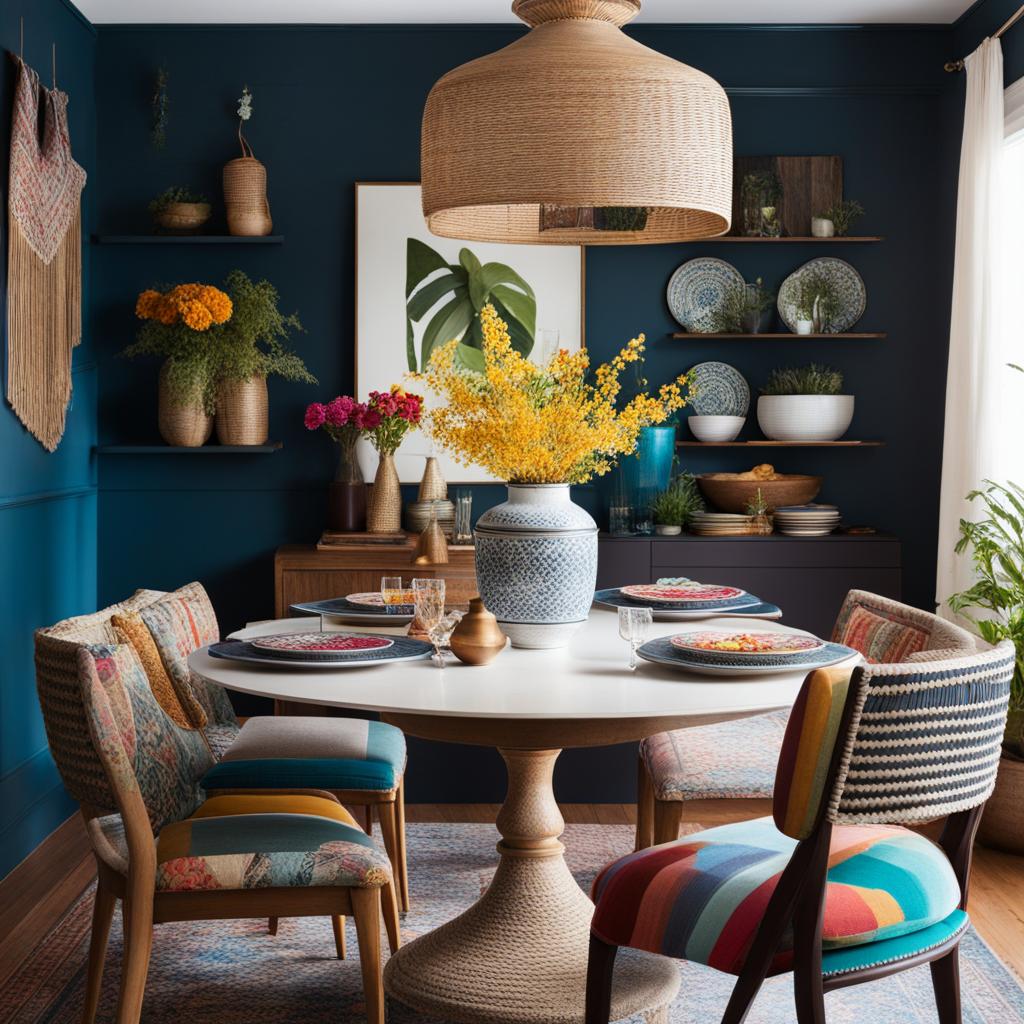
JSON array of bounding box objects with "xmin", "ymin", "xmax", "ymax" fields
[{"xmin": 587, "ymin": 665, "xmax": 982, "ymax": 1024}]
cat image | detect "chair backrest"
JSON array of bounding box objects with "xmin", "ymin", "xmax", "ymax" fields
[
  {"xmin": 774, "ymin": 642, "xmax": 1015, "ymax": 840},
  {"xmin": 832, "ymin": 590, "xmax": 976, "ymax": 665}
]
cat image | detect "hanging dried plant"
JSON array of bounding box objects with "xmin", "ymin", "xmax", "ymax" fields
[{"xmin": 151, "ymin": 67, "xmax": 169, "ymax": 149}]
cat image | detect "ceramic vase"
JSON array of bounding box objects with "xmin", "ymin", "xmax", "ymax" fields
[
  {"xmin": 811, "ymin": 216, "xmax": 835, "ymax": 238},
  {"xmin": 327, "ymin": 435, "xmax": 366, "ymax": 532},
  {"xmin": 368, "ymin": 451, "xmax": 402, "ymax": 533},
  {"xmin": 450, "ymin": 597, "xmax": 508, "ymax": 665},
  {"xmin": 618, "ymin": 425, "xmax": 676, "ymax": 536},
  {"xmin": 474, "ymin": 483, "xmax": 598, "ymax": 649}
]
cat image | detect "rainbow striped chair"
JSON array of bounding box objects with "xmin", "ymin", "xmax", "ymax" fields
[
  {"xmin": 586, "ymin": 642, "xmax": 1015, "ymax": 1024},
  {"xmin": 635, "ymin": 591, "xmax": 978, "ymax": 849}
]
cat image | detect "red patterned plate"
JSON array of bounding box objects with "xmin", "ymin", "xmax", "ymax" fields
[
  {"xmin": 620, "ymin": 582, "xmax": 746, "ymax": 605},
  {"xmin": 251, "ymin": 632, "xmax": 395, "ymax": 655},
  {"xmin": 670, "ymin": 630, "xmax": 825, "ymax": 656},
  {"xmin": 346, "ymin": 591, "xmax": 415, "ymax": 611}
]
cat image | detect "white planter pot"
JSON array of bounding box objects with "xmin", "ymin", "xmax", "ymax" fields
[
  {"xmin": 474, "ymin": 483, "xmax": 598, "ymax": 649},
  {"xmin": 811, "ymin": 217, "xmax": 835, "ymax": 238},
  {"xmin": 795, "ymin": 319, "xmax": 815, "ymax": 336},
  {"xmin": 757, "ymin": 395, "xmax": 855, "ymax": 442},
  {"xmin": 655, "ymin": 524, "xmax": 682, "ymax": 536}
]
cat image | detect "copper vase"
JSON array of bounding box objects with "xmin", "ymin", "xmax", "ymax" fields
[
  {"xmin": 450, "ymin": 597, "xmax": 508, "ymax": 666},
  {"xmin": 368, "ymin": 451, "xmax": 402, "ymax": 533},
  {"xmin": 216, "ymin": 375, "xmax": 268, "ymax": 445}
]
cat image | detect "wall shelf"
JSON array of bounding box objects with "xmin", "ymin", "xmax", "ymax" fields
[
  {"xmin": 677, "ymin": 440, "xmax": 884, "ymax": 448},
  {"xmin": 669, "ymin": 332, "xmax": 886, "ymax": 340},
  {"xmin": 699, "ymin": 236, "xmax": 883, "ymax": 244},
  {"xmin": 93, "ymin": 235, "xmax": 284, "ymax": 245},
  {"xmin": 95, "ymin": 443, "xmax": 283, "ymax": 454}
]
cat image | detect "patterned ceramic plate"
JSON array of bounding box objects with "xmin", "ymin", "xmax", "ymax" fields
[
  {"xmin": 593, "ymin": 589, "xmax": 783, "ymax": 621},
  {"xmin": 666, "ymin": 258, "xmax": 745, "ymax": 333},
  {"xmin": 289, "ymin": 598, "xmax": 414, "ymax": 626},
  {"xmin": 621, "ymin": 582, "xmax": 747, "ymax": 605},
  {"xmin": 670, "ymin": 630, "xmax": 826, "ymax": 657},
  {"xmin": 345, "ymin": 591, "xmax": 415, "ymax": 615},
  {"xmin": 685, "ymin": 362, "xmax": 751, "ymax": 417},
  {"xmin": 637, "ymin": 636, "xmax": 858, "ymax": 676},
  {"xmin": 777, "ymin": 257, "xmax": 866, "ymax": 333},
  {"xmin": 251, "ymin": 632, "xmax": 395, "ymax": 660},
  {"xmin": 208, "ymin": 635, "xmax": 433, "ymax": 669}
]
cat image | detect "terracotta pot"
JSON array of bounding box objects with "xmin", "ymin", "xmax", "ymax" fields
[
  {"xmin": 368, "ymin": 452, "xmax": 402, "ymax": 533},
  {"xmin": 157, "ymin": 361, "xmax": 212, "ymax": 447},
  {"xmin": 450, "ymin": 597, "xmax": 508, "ymax": 666},
  {"xmin": 216, "ymin": 376, "xmax": 269, "ymax": 445},
  {"xmin": 154, "ymin": 202, "xmax": 211, "ymax": 234},
  {"xmin": 979, "ymin": 754, "xmax": 1024, "ymax": 854}
]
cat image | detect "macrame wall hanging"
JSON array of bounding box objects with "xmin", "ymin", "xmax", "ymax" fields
[{"xmin": 6, "ymin": 54, "xmax": 87, "ymax": 451}]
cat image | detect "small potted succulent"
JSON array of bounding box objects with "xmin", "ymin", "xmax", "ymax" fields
[
  {"xmin": 148, "ymin": 186, "xmax": 211, "ymax": 234},
  {"xmin": 757, "ymin": 363, "xmax": 854, "ymax": 442},
  {"xmin": 650, "ymin": 473, "xmax": 704, "ymax": 536}
]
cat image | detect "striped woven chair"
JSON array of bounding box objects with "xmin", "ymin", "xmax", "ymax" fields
[
  {"xmin": 36, "ymin": 584, "xmax": 411, "ymax": 912},
  {"xmin": 35, "ymin": 633, "xmax": 400, "ymax": 1024},
  {"xmin": 587, "ymin": 641, "xmax": 1015, "ymax": 1024},
  {"xmin": 635, "ymin": 590, "xmax": 978, "ymax": 849}
]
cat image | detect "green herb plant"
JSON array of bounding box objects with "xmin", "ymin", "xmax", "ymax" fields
[
  {"xmin": 650, "ymin": 472, "xmax": 705, "ymax": 528},
  {"xmin": 745, "ymin": 488, "xmax": 771, "ymax": 517},
  {"xmin": 148, "ymin": 186, "xmax": 208, "ymax": 215},
  {"xmin": 151, "ymin": 67, "xmax": 169, "ymax": 149},
  {"xmin": 762, "ymin": 363, "xmax": 844, "ymax": 396},
  {"xmin": 708, "ymin": 278, "xmax": 776, "ymax": 334},
  {"xmin": 822, "ymin": 199, "xmax": 865, "ymax": 236},
  {"xmin": 792, "ymin": 272, "xmax": 840, "ymax": 331}
]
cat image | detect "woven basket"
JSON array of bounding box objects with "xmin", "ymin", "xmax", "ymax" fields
[
  {"xmin": 223, "ymin": 151, "xmax": 273, "ymax": 237},
  {"xmin": 368, "ymin": 452, "xmax": 402, "ymax": 533},
  {"xmin": 418, "ymin": 456, "xmax": 448, "ymax": 502},
  {"xmin": 154, "ymin": 202, "xmax": 211, "ymax": 234},
  {"xmin": 978, "ymin": 755, "xmax": 1024, "ymax": 854},
  {"xmin": 158, "ymin": 362, "xmax": 213, "ymax": 447},
  {"xmin": 216, "ymin": 375, "xmax": 269, "ymax": 445}
]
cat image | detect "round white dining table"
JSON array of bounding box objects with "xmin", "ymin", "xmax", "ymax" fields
[{"xmin": 189, "ymin": 609, "xmax": 857, "ymax": 1024}]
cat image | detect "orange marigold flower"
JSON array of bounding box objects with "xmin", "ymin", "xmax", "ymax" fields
[
  {"xmin": 179, "ymin": 299, "xmax": 214, "ymax": 331},
  {"xmin": 135, "ymin": 289, "xmax": 162, "ymax": 320}
]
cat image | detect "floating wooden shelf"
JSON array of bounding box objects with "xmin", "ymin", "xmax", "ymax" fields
[
  {"xmin": 669, "ymin": 332, "xmax": 886, "ymax": 340},
  {"xmin": 677, "ymin": 440, "xmax": 884, "ymax": 448},
  {"xmin": 96, "ymin": 442, "xmax": 283, "ymax": 454},
  {"xmin": 704, "ymin": 236, "xmax": 883, "ymax": 243},
  {"xmin": 93, "ymin": 235, "xmax": 284, "ymax": 245}
]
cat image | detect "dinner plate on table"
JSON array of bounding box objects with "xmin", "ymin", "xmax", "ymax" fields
[
  {"xmin": 593, "ymin": 588, "xmax": 782, "ymax": 621},
  {"xmin": 250, "ymin": 632, "xmax": 395, "ymax": 660},
  {"xmin": 290, "ymin": 596, "xmax": 414, "ymax": 625},
  {"xmin": 208, "ymin": 634, "xmax": 433, "ymax": 669},
  {"xmin": 617, "ymin": 582, "xmax": 760, "ymax": 611}
]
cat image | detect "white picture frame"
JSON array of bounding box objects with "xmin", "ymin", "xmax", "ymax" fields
[{"xmin": 354, "ymin": 182, "xmax": 585, "ymax": 484}]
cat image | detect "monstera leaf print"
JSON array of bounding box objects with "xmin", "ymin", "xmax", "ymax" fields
[{"xmin": 405, "ymin": 238, "xmax": 536, "ymax": 373}]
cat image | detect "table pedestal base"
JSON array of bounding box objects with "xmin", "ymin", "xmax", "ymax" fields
[{"xmin": 383, "ymin": 748, "xmax": 680, "ymax": 1024}]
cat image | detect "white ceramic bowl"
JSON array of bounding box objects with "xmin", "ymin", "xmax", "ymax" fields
[
  {"xmin": 756, "ymin": 395, "xmax": 855, "ymax": 443},
  {"xmin": 688, "ymin": 415, "xmax": 745, "ymax": 443}
]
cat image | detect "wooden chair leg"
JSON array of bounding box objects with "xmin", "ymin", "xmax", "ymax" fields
[
  {"xmin": 584, "ymin": 934, "xmax": 618, "ymax": 1024},
  {"xmin": 268, "ymin": 916, "xmax": 279, "ymax": 935},
  {"xmin": 116, "ymin": 886, "xmax": 154, "ymax": 1024},
  {"xmin": 362, "ymin": 805, "xmax": 373, "ymax": 835},
  {"xmin": 82, "ymin": 876, "xmax": 117, "ymax": 1024},
  {"xmin": 635, "ymin": 755, "xmax": 655, "ymax": 851},
  {"xmin": 381, "ymin": 881, "xmax": 402, "ymax": 955},
  {"xmin": 351, "ymin": 887, "xmax": 385, "ymax": 1024},
  {"xmin": 930, "ymin": 947, "xmax": 962, "ymax": 1024},
  {"xmin": 378, "ymin": 799, "xmax": 408, "ymax": 914},
  {"xmin": 395, "ymin": 778, "xmax": 410, "ymax": 912},
  {"xmin": 652, "ymin": 798, "xmax": 683, "ymax": 846},
  {"xmin": 332, "ymin": 915, "xmax": 347, "ymax": 959}
]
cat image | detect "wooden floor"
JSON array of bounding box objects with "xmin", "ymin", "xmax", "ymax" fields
[{"xmin": 3, "ymin": 802, "xmax": 1023, "ymax": 990}]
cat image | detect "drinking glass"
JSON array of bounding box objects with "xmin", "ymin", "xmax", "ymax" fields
[
  {"xmin": 381, "ymin": 576, "xmax": 404, "ymax": 606},
  {"xmin": 428, "ymin": 610, "xmax": 464, "ymax": 665},
  {"xmin": 454, "ymin": 489, "xmax": 474, "ymax": 545},
  {"xmin": 412, "ymin": 578, "xmax": 446, "ymax": 662},
  {"xmin": 618, "ymin": 606, "xmax": 653, "ymax": 670}
]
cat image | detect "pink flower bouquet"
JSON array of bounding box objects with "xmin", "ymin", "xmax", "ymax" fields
[{"xmin": 364, "ymin": 385, "xmax": 423, "ymax": 455}]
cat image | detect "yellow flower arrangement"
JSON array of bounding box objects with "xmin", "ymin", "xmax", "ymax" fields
[
  {"xmin": 421, "ymin": 304, "xmax": 691, "ymax": 484},
  {"xmin": 135, "ymin": 283, "xmax": 233, "ymax": 331}
]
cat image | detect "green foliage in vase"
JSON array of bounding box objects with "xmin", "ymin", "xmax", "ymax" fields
[
  {"xmin": 762, "ymin": 363, "xmax": 844, "ymax": 396},
  {"xmin": 745, "ymin": 488, "xmax": 771, "ymax": 517},
  {"xmin": 595, "ymin": 206, "xmax": 651, "ymax": 232},
  {"xmin": 650, "ymin": 472, "xmax": 704, "ymax": 527},
  {"xmin": 741, "ymin": 170, "xmax": 783, "ymax": 206},
  {"xmin": 821, "ymin": 199, "xmax": 865, "ymax": 236},
  {"xmin": 792, "ymin": 272, "xmax": 840, "ymax": 329},
  {"xmin": 707, "ymin": 278, "xmax": 776, "ymax": 334},
  {"xmin": 949, "ymin": 480, "xmax": 1024, "ymax": 758},
  {"xmin": 151, "ymin": 67, "xmax": 169, "ymax": 149},
  {"xmin": 148, "ymin": 186, "xmax": 208, "ymax": 214},
  {"xmin": 406, "ymin": 239, "xmax": 536, "ymax": 374}
]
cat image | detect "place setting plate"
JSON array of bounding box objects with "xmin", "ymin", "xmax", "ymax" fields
[
  {"xmin": 209, "ymin": 631, "xmax": 433, "ymax": 669},
  {"xmin": 616, "ymin": 581, "xmax": 760, "ymax": 610},
  {"xmin": 637, "ymin": 628, "xmax": 858, "ymax": 676},
  {"xmin": 290, "ymin": 592, "xmax": 415, "ymax": 625},
  {"xmin": 594, "ymin": 588, "xmax": 782, "ymax": 621}
]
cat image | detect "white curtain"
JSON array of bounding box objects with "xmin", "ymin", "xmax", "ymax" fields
[{"xmin": 936, "ymin": 37, "xmax": 1006, "ymax": 616}]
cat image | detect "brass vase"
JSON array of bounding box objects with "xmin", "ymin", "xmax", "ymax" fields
[
  {"xmin": 368, "ymin": 451, "xmax": 402, "ymax": 533},
  {"xmin": 158, "ymin": 361, "xmax": 213, "ymax": 447},
  {"xmin": 418, "ymin": 456, "xmax": 447, "ymax": 502},
  {"xmin": 216, "ymin": 375, "xmax": 269, "ymax": 445},
  {"xmin": 450, "ymin": 597, "xmax": 508, "ymax": 666}
]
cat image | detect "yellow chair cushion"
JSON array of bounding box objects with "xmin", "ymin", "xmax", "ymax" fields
[{"xmin": 190, "ymin": 793, "xmax": 359, "ymax": 827}]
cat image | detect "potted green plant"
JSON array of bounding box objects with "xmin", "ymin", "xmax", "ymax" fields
[
  {"xmin": 708, "ymin": 278, "xmax": 776, "ymax": 335},
  {"xmin": 789, "ymin": 271, "xmax": 840, "ymax": 334},
  {"xmin": 745, "ymin": 488, "xmax": 773, "ymax": 535},
  {"xmin": 650, "ymin": 474, "xmax": 704, "ymax": 536},
  {"xmin": 949, "ymin": 480, "xmax": 1024, "ymax": 853},
  {"xmin": 757, "ymin": 363, "xmax": 854, "ymax": 442},
  {"xmin": 823, "ymin": 198, "xmax": 865, "ymax": 237},
  {"xmin": 740, "ymin": 170, "xmax": 783, "ymax": 237},
  {"xmin": 148, "ymin": 186, "xmax": 210, "ymax": 234}
]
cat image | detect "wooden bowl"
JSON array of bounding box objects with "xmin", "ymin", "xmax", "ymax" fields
[{"xmin": 696, "ymin": 474, "xmax": 822, "ymax": 514}]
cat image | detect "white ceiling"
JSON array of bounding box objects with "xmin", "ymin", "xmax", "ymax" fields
[{"xmin": 76, "ymin": 0, "xmax": 977, "ymax": 26}]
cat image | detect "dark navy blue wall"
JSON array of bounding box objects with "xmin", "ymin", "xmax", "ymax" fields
[
  {"xmin": 0, "ymin": 0, "xmax": 96, "ymax": 879},
  {"xmin": 89, "ymin": 22, "xmax": 958, "ymax": 802}
]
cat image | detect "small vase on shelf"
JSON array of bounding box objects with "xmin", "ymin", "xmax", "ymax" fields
[
  {"xmin": 418, "ymin": 456, "xmax": 447, "ymax": 502},
  {"xmin": 369, "ymin": 452, "xmax": 402, "ymax": 534}
]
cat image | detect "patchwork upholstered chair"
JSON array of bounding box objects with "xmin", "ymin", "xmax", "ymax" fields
[
  {"xmin": 587, "ymin": 641, "xmax": 1016, "ymax": 1024},
  {"xmin": 635, "ymin": 591, "xmax": 978, "ymax": 849},
  {"xmin": 35, "ymin": 630, "xmax": 400, "ymax": 1024},
  {"xmin": 38, "ymin": 583, "xmax": 412, "ymax": 912}
]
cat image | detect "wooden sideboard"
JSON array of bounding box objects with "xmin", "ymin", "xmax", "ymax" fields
[{"xmin": 274, "ymin": 541, "xmax": 478, "ymax": 617}]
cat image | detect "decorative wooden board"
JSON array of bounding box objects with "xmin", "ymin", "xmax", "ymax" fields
[
  {"xmin": 318, "ymin": 530, "xmax": 409, "ymax": 548},
  {"xmin": 730, "ymin": 156, "xmax": 843, "ymax": 239}
]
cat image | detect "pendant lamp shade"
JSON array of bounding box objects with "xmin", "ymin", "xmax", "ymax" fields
[{"xmin": 421, "ymin": 0, "xmax": 733, "ymax": 245}]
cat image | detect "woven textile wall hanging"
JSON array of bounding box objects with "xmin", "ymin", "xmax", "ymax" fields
[{"xmin": 6, "ymin": 56, "xmax": 87, "ymax": 451}]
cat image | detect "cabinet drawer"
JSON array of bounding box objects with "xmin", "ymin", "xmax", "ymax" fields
[{"xmin": 651, "ymin": 537, "xmax": 901, "ymax": 569}]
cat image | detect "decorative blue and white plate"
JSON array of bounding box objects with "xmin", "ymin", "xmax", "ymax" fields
[
  {"xmin": 594, "ymin": 588, "xmax": 782, "ymax": 621},
  {"xmin": 208, "ymin": 636, "xmax": 433, "ymax": 669},
  {"xmin": 666, "ymin": 258, "xmax": 745, "ymax": 333},
  {"xmin": 686, "ymin": 361, "xmax": 751, "ymax": 417},
  {"xmin": 637, "ymin": 636, "xmax": 858, "ymax": 676},
  {"xmin": 777, "ymin": 258, "xmax": 866, "ymax": 334},
  {"xmin": 290, "ymin": 598, "xmax": 414, "ymax": 626}
]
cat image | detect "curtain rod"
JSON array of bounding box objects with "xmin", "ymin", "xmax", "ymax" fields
[{"xmin": 946, "ymin": 3, "xmax": 1024, "ymax": 71}]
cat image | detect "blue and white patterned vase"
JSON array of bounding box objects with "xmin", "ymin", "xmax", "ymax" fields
[{"xmin": 474, "ymin": 484, "xmax": 598, "ymax": 650}]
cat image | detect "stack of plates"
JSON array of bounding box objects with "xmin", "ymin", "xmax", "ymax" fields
[
  {"xmin": 773, "ymin": 504, "xmax": 841, "ymax": 537},
  {"xmin": 690, "ymin": 512, "xmax": 758, "ymax": 536},
  {"xmin": 406, "ymin": 499, "xmax": 455, "ymax": 536}
]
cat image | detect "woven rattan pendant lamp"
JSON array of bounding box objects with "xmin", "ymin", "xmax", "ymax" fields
[{"xmin": 421, "ymin": 0, "xmax": 733, "ymax": 245}]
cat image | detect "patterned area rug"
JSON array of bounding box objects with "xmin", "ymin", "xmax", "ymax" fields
[{"xmin": 4, "ymin": 823, "xmax": 1023, "ymax": 1024}]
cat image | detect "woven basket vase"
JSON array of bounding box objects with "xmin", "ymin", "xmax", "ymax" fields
[
  {"xmin": 216, "ymin": 375, "xmax": 269, "ymax": 445},
  {"xmin": 154, "ymin": 202, "xmax": 211, "ymax": 235},
  {"xmin": 158, "ymin": 361, "xmax": 213, "ymax": 447},
  {"xmin": 368, "ymin": 452, "xmax": 402, "ymax": 533},
  {"xmin": 223, "ymin": 156, "xmax": 273, "ymax": 236}
]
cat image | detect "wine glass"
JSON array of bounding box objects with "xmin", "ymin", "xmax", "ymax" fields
[
  {"xmin": 618, "ymin": 606, "xmax": 653, "ymax": 670},
  {"xmin": 381, "ymin": 576, "xmax": 404, "ymax": 606},
  {"xmin": 412, "ymin": 578, "xmax": 446, "ymax": 663}
]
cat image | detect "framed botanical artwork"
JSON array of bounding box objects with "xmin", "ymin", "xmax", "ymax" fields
[{"xmin": 354, "ymin": 181, "xmax": 585, "ymax": 483}]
